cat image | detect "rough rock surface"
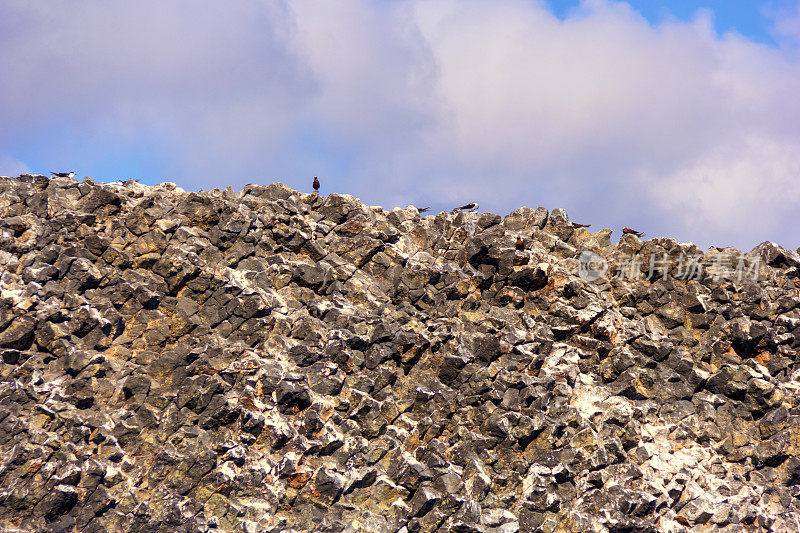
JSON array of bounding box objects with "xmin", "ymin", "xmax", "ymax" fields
[{"xmin": 1, "ymin": 173, "xmax": 799, "ymax": 532}]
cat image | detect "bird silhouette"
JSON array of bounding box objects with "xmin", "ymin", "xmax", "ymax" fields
[
  {"xmin": 51, "ymin": 172, "xmax": 74, "ymax": 178},
  {"xmin": 418, "ymin": 207, "xmax": 430, "ymax": 213},
  {"xmin": 515, "ymin": 235, "xmax": 525, "ymax": 251},
  {"xmin": 313, "ymin": 176, "xmax": 320, "ymax": 192},
  {"xmin": 454, "ymin": 203, "xmax": 478, "ymax": 212},
  {"xmin": 572, "ymin": 222, "xmax": 591, "ymax": 229},
  {"xmin": 622, "ymin": 227, "xmax": 645, "ymax": 238}
]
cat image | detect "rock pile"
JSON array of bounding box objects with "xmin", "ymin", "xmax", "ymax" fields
[{"xmin": 0, "ymin": 173, "xmax": 799, "ymax": 532}]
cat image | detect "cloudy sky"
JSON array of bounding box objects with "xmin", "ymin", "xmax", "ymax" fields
[{"xmin": 1, "ymin": 0, "xmax": 799, "ymax": 251}]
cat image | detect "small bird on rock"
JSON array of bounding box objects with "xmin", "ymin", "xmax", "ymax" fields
[
  {"xmin": 515, "ymin": 235, "xmax": 525, "ymax": 251},
  {"xmin": 572, "ymin": 222, "xmax": 591, "ymax": 229},
  {"xmin": 454, "ymin": 202, "xmax": 478, "ymax": 212},
  {"xmin": 622, "ymin": 227, "xmax": 645, "ymax": 238},
  {"xmin": 418, "ymin": 207, "xmax": 430, "ymax": 213},
  {"xmin": 313, "ymin": 176, "xmax": 320, "ymax": 192},
  {"xmin": 51, "ymin": 171, "xmax": 75, "ymax": 178}
]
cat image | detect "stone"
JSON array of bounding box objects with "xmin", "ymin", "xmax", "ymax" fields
[
  {"xmin": 410, "ymin": 487, "xmax": 441, "ymax": 517},
  {"xmin": 543, "ymin": 207, "xmax": 573, "ymax": 242},
  {"xmin": 508, "ymin": 264, "xmax": 548, "ymax": 292},
  {"xmin": 503, "ymin": 206, "xmax": 549, "ymax": 232},
  {"xmin": 0, "ymin": 174, "xmax": 797, "ymax": 532},
  {"xmin": 0, "ymin": 316, "xmax": 36, "ymax": 350}
]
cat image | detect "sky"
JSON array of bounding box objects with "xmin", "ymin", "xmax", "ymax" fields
[{"xmin": 1, "ymin": 0, "xmax": 799, "ymax": 251}]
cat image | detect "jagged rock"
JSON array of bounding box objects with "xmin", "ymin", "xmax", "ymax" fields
[
  {"xmin": 508, "ymin": 264, "xmax": 549, "ymax": 292},
  {"xmin": 543, "ymin": 207, "xmax": 573, "ymax": 242},
  {"xmin": 0, "ymin": 174, "xmax": 798, "ymax": 532},
  {"xmin": 0, "ymin": 316, "xmax": 36, "ymax": 350},
  {"xmin": 503, "ymin": 206, "xmax": 549, "ymax": 232},
  {"xmin": 755, "ymin": 241, "xmax": 800, "ymax": 269},
  {"xmin": 410, "ymin": 486, "xmax": 441, "ymax": 517}
]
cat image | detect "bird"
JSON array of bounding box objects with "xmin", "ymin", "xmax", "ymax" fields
[
  {"xmin": 454, "ymin": 203, "xmax": 478, "ymax": 212},
  {"xmin": 418, "ymin": 207, "xmax": 430, "ymax": 213},
  {"xmin": 51, "ymin": 172, "xmax": 75, "ymax": 178},
  {"xmin": 622, "ymin": 227, "xmax": 645, "ymax": 238},
  {"xmin": 515, "ymin": 235, "xmax": 525, "ymax": 251},
  {"xmin": 313, "ymin": 176, "xmax": 320, "ymax": 192},
  {"xmin": 572, "ymin": 222, "xmax": 591, "ymax": 229}
]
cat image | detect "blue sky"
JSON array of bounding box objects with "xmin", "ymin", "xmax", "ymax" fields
[
  {"xmin": 1, "ymin": 0, "xmax": 799, "ymax": 250},
  {"xmin": 549, "ymin": 0, "xmax": 797, "ymax": 44}
]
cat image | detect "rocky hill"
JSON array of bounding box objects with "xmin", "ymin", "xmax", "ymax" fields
[{"xmin": 0, "ymin": 173, "xmax": 799, "ymax": 532}]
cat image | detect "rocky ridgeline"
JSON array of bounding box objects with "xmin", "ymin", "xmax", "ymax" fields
[{"xmin": 0, "ymin": 174, "xmax": 799, "ymax": 533}]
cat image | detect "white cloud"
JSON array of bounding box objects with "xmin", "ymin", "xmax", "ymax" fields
[
  {"xmin": 766, "ymin": 1, "xmax": 800, "ymax": 52},
  {"xmin": 648, "ymin": 135, "xmax": 800, "ymax": 244},
  {"xmin": 276, "ymin": 1, "xmax": 438, "ymax": 148},
  {"xmin": 0, "ymin": 0, "xmax": 314, "ymax": 177},
  {"xmin": 0, "ymin": 155, "xmax": 30, "ymax": 177},
  {"xmin": 1, "ymin": 0, "xmax": 799, "ymax": 249},
  {"xmin": 268, "ymin": 0, "xmax": 800, "ymax": 248}
]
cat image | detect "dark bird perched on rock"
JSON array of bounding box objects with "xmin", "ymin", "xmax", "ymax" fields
[
  {"xmin": 515, "ymin": 235, "xmax": 525, "ymax": 251},
  {"xmin": 572, "ymin": 222, "xmax": 591, "ymax": 229},
  {"xmin": 51, "ymin": 172, "xmax": 74, "ymax": 178},
  {"xmin": 313, "ymin": 176, "xmax": 320, "ymax": 192},
  {"xmin": 622, "ymin": 227, "xmax": 645, "ymax": 238},
  {"xmin": 454, "ymin": 203, "xmax": 478, "ymax": 212},
  {"xmin": 418, "ymin": 207, "xmax": 430, "ymax": 213}
]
